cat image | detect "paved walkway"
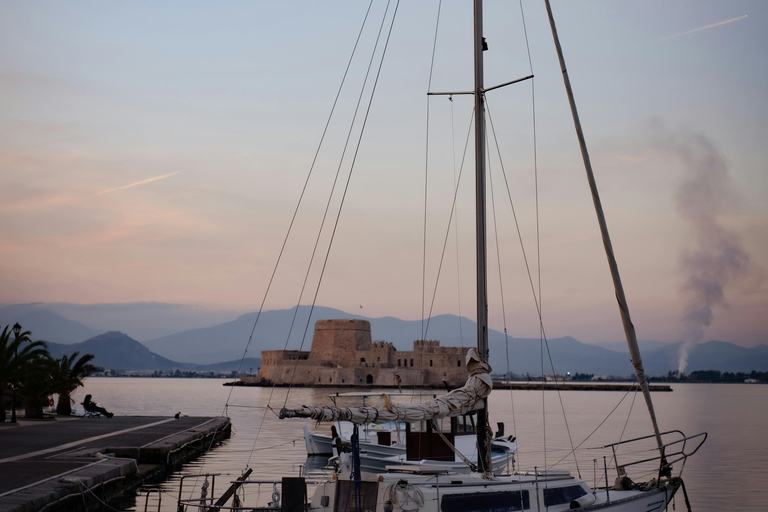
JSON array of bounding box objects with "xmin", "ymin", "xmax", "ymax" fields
[{"xmin": 0, "ymin": 415, "xmax": 230, "ymax": 512}]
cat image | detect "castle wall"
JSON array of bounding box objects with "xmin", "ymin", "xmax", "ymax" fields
[
  {"xmin": 258, "ymin": 319, "xmax": 470, "ymax": 387},
  {"xmin": 309, "ymin": 319, "xmax": 371, "ymax": 367}
]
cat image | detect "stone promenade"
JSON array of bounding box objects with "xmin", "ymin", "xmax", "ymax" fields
[{"xmin": 0, "ymin": 415, "xmax": 231, "ymax": 512}]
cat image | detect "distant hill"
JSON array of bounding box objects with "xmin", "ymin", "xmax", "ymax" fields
[
  {"xmin": 4, "ymin": 302, "xmax": 766, "ymax": 375},
  {"xmin": 0, "ymin": 303, "xmax": 100, "ymax": 343},
  {"xmin": 0, "ymin": 302, "xmax": 244, "ymax": 342},
  {"xmin": 46, "ymin": 332, "xmax": 190, "ymax": 371},
  {"xmin": 143, "ymin": 305, "xmax": 768, "ymax": 376},
  {"xmin": 593, "ymin": 340, "xmax": 672, "ymax": 353},
  {"xmin": 45, "ymin": 332, "xmax": 261, "ymax": 373}
]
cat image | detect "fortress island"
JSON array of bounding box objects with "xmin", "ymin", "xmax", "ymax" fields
[{"xmin": 251, "ymin": 319, "xmax": 470, "ymax": 387}]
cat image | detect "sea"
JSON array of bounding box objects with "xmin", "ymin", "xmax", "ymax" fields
[{"xmin": 71, "ymin": 378, "xmax": 767, "ymax": 511}]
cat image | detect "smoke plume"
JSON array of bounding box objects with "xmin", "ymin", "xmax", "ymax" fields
[{"xmin": 654, "ymin": 125, "xmax": 749, "ymax": 375}]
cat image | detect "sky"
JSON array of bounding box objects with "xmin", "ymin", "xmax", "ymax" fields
[{"xmin": 1, "ymin": 1, "xmax": 766, "ymax": 349}]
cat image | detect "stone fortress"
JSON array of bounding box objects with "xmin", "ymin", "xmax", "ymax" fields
[{"xmin": 257, "ymin": 319, "xmax": 470, "ymax": 387}]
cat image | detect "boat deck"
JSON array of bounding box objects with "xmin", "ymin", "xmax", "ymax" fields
[{"xmin": 0, "ymin": 415, "xmax": 231, "ymax": 512}]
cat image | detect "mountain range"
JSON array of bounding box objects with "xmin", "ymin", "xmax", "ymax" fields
[{"xmin": 2, "ymin": 303, "xmax": 766, "ymax": 376}]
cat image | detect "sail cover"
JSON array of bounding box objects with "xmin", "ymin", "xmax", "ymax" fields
[{"xmin": 279, "ymin": 348, "xmax": 492, "ymax": 424}]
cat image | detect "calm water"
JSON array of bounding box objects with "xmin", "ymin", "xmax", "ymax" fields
[{"xmin": 72, "ymin": 378, "xmax": 767, "ymax": 511}]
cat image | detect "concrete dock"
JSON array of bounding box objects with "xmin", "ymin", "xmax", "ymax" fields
[{"xmin": 0, "ymin": 415, "xmax": 231, "ymax": 512}]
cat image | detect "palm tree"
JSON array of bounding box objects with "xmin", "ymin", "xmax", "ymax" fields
[
  {"xmin": 51, "ymin": 352, "xmax": 100, "ymax": 416},
  {"xmin": 19, "ymin": 353, "xmax": 55, "ymax": 419},
  {"xmin": 0, "ymin": 325, "xmax": 48, "ymax": 422}
]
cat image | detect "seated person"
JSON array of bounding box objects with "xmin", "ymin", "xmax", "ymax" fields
[{"xmin": 82, "ymin": 394, "xmax": 114, "ymax": 418}]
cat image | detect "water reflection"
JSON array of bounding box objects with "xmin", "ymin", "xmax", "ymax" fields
[{"xmin": 72, "ymin": 378, "xmax": 767, "ymax": 511}]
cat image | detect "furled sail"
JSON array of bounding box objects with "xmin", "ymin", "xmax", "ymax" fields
[{"xmin": 279, "ymin": 348, "xmax": 492, "ymax": 425}]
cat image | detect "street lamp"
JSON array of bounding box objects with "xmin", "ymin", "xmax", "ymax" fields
[{"xmin": 10, "ymin": 322, "xmax": 21, "ymax": 423}]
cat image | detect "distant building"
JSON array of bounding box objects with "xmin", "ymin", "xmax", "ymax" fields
[{"xmin": 255, "ymin": 319, "xmax": 469, "ymax": 387}]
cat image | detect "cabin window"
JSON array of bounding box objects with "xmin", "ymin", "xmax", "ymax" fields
[
  {"xmin": 441, "ymin": 491, "xmax": 529, "ymax": 511},
  {"xmin": 410, "ymin": 359, "xmax": 414, "ymax": 367},
  {"xmin": 543, "ymin": 486, "xmax": 587, "ymax": 507}
]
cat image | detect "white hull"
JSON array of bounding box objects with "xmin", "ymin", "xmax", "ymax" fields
[
  {"xmin": 308, "ymin": 470, "xmax": 678, "ymax": 512},
  {"xmin": 305, "ymin": 424, "xmax": 519, "ymax": 475},
  {"xmin": 304, "ymin": 423, "xmax": 406, "ymax": 457},
  {"xmin": 337, "ymin": 443, "xmax": 516, "ymax": 475}
]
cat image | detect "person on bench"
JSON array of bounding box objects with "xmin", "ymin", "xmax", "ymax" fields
[{"xmin": 83, "ymin": 394, "xmax": 114, "ymax": 418}]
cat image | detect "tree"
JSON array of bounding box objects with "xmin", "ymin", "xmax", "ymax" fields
[
  {"xmin": 50, "ymin": 352, "xmax": 100, "ymax": 416},
  {"xmin": 0, "ymin": 325, "xmax": 49, "ymax": 422},
  {"xmin": 18, "ymin": 353, "xmax": 55, "ymax": 419}
]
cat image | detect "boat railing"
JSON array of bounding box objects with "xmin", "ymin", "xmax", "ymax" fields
[
  {"xmin": 598, "ymin": 430, "xmax": 707, "ymax": 481},
  {"xmin": 174, "ymin": 473, "xmax": 313, "ymax": 512}
]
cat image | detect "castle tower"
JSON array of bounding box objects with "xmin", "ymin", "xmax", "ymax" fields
[{"xmin": 309, "ymin": 319, "xmax": 371, "ymax": 367}]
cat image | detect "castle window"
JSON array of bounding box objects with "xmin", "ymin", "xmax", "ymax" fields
[
  {"xmin": 457, "ymin": 359, "xmax": 462, "ymax": 367},
  {"xmin": 377, "ymin": 357, "xmax": 381, "ymax": 362},
  {"xmin": 329, "ymin": 377, "xmax": 332, "ymax": 383},
  {"xmin": 398, "ymin": 359, "xmax": 401, "ymax": 366},
  {"xmin": 360, "ymin": 358, "xmax": 366, "ymax": 364},
  {"xmin": 410, "ymin": 359, "xmax": 414, "ymax": 367},
  {"xmin": 366, "ymin": 374, "xmax": 373, "ymax": 384},
  {"xmin": 430, "ymin": 360, "xmax": 433, "ymax": 367}
]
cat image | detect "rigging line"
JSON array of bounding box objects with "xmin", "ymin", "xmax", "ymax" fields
[
  {"xmin": 486, "ymin": 96, "xmax": 580, "ymax": 474},
  {"xmin": 422, "ymin": 108, "xmax": 475, "ymax": 341},
  {"xmin": 422, "ymin": 0, "xmax": 442, "ymax": 342},
  {"xmin": 484, "ymin": 102, "xmax": 543, "ymax": 332},
  {"xmin": 281, "ymin": 0, "xmax": 403, "ymax": 409},
  {"xmin": 198, "ymin": 0, "xmax": 381, "ymax": 490},
  {"xmin": 616, "ymin": 379, "xmax": 641, "ymax": 462},
  {"xmin": 549, "ymin": 382, "xmax": 639, "ymax": 469},
  {"xmin": 485, "ymin": 107, "xmax": 518, "ymax": 450},
  {"xmin": 221, "ymin": 0, "xmax": 378, "ymax": 416},
  {"xmin": 412, "ymin": 0, "xmax": 444, "ymax": 409},
  {"xmin": 517, "ymin": 0, "xmax": 542, "ymax": 367},
  {"xmin": 450, "ymin": 95, "xmax": 465, "ymax": 349},
  {"xmin": 237, "ymin": 0, "xmax": 379, "ymax": 472},
  {"xmin": 281, "ymin": 0, "xmax": 395, "ymax": 401},
  {"xmin": 487, "ymin": 96, "xmax": 580, "ymax": 474}
]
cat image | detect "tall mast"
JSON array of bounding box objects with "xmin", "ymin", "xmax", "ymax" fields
[
  {"xmin": 473, "ymin": 0, "xmax": 491, "ymax": 473},
  {"xmin": 543, "ymin": 0, "xmax": 664, "ymax": 456}
]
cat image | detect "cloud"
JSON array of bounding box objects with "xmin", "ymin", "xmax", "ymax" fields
[
  {"xmin": 659, "ymin": 15, "xmax": 748, "ymax": 42},
  {"xmin": 96, "ymin": 171, "xmax": 182, "ymax": 196}
]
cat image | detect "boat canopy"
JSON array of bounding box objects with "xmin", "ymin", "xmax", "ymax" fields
[{"xmin": 279, "ymin": 348, "xmax": 492, "ymax": 425}]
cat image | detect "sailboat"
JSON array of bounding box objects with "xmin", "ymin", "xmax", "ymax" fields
[
  {"xmin": 276, "ymin": 0, "xmax": 707, "ymax": 508},
  {"xmin": 177, "ymin": 1, "xmax": 706, "ymax": 510}
]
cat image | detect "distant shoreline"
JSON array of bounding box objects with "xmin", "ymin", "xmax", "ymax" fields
[{"xmin": 223, "ymin": 380, "xmax": 674, "ymax": 392}]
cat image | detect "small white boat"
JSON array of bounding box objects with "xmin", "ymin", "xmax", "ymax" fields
[
  {"xmin": 303, "ymin": 392, "xmax": 519, "ymax": 474},
  {"xmin": 304, "ymin": 422, "xmax": 405, "ymax": 457},
  {"xmin": 329, "ymin": 416, "xmax": 519, "ymax": 475}
]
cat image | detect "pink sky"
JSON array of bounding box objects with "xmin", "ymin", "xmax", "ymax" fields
[{"xmin": 1, "ymin": 1, "xmax": 765, "ymax": 347}]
